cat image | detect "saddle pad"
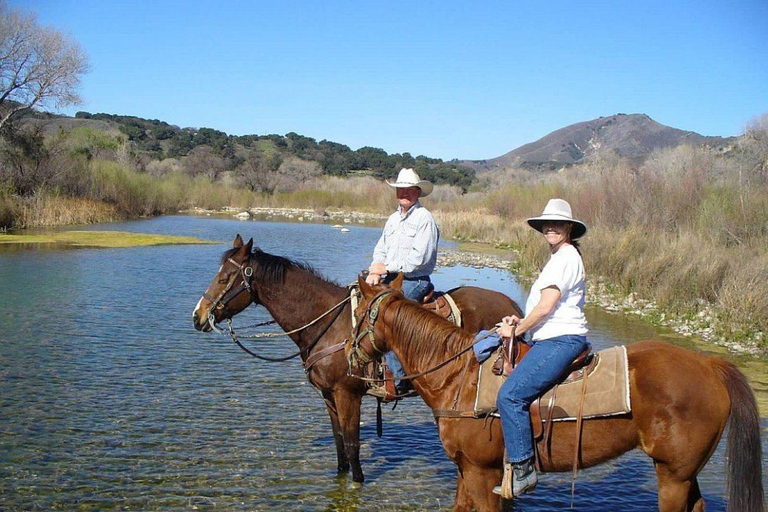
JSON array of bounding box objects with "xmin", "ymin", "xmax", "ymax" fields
[{"xmin": 475, "ymin": 345, "xmax": 631, "ymax": 420}]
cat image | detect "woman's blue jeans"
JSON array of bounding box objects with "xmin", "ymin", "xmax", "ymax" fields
[
  {"xmin": 497, "ymin": 334, "xmax": 589, "ymax": 463},
  {"xmin": 383, "ymin": 275, "xmax": 432, "ymax": 387}
]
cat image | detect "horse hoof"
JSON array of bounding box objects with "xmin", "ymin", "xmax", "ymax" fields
[{"xmin": 348, "ymin": 481, "xmax": 364, "ymax": 490}]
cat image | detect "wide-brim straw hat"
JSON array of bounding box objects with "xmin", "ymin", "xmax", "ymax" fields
[
  {"xmin": 386, "ymin": 168, "xmax": 433, "ymax": 197},
  {"xmin": 526, "ymin": 198, "xmax": 587, "ymax": 239}
]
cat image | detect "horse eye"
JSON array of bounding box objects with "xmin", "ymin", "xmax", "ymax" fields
[{"xmin": 218, "ymin": 275, "xmax": 230, "ymax": 284}]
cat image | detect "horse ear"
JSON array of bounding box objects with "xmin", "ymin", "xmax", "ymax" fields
[
  {"xmin": 358, "ymin": 275, "xmax": 376, "ymax": 301},
  {"xmin": 391, "ymin": 272, "xmax": 404, "ymax": 291},
  {"xmin": 234, "ymin": 234, "xmax": 244, "ymax": 248},
  {"xmin": 244, "ymin": 238, "xmax": 254, "ymax": 253}
]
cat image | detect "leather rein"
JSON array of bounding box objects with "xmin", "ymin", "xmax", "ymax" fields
[
  {"xmin": 347, "ymin": 289, "xmax": 497, "ymax": 383},
  {"xmin": 205, "ymin": 255, "xmax": 351, "ymax": 366}
]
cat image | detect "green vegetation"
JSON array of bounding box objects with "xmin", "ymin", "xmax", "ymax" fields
[
  {"xmin": 69, "ymin": 111, "xmax": 476, "ymax": 190},
  {"xmin": 0, "ymin": 230, "xmax": 211, "ymax": 248}
]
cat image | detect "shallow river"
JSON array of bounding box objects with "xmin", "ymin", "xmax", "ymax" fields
[{"xmin": 1, "ymin": 215, "xmax": 766, "ymax": 511}]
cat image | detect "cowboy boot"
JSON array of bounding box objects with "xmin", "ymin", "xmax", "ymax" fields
[
  {"xmin": 493, "ymin": 458, "xmax": 537, "ymax": 498},
  {"xmin": 512, "ymin": 458, "xmax": 537, "ymax": 496}
]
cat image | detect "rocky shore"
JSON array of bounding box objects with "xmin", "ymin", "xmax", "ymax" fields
[{"xmin": 184, "ymin": 206, "xmax": 388, "ymax": 225}]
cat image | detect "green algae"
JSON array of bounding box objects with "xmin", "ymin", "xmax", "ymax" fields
[{"xmin": 0, "ymin": 230, "xmax": 213, "ymax": 248}]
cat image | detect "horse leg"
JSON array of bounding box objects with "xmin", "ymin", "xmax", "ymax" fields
[
  {"xmin": 453, "ymin": 468, "xmax": 473, "ymax": 512},
  {"xmin": 655, "ymin": 463, "xmax": 705, "ymax": 512},
  {"xmin": 322, "ymin": 391, "xmax": 350, "ymax": 475},
  {"xmin": 453, "ymin": 458, "xmax": 502, "ymax": 512},
  {"xmin": 334, "ymin": 389, "xmax": 365, "ymax": 485}
]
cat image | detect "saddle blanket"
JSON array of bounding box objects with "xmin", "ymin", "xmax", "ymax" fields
[{"xmin": 475, "ymin": 345, "xmax": 631, "ymax": 421}]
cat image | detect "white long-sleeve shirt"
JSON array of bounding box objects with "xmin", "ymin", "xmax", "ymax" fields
[{"xmin": 372, "ymin": 201, "xmax": 439, "ymax": 278}]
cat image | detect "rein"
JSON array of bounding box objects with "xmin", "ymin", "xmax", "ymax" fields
[
  {"xmin": 347, "ymin": 289, "xmax": 499, "ymax": 383},
  {"xmin": 209, "ymin": 293, "xmax": 352, "ymax": 362}
]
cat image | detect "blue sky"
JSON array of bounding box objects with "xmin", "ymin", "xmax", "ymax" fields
[{"xmin": 11, "ymin": 0, "xmax": 768, "ymax": 160}]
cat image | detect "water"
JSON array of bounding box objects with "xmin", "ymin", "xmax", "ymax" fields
[{"xmin": 1, "ymin": 215, "xmax": 765, "ymax": 511}]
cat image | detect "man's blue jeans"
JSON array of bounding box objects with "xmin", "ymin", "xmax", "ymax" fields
[
  {"xmin": 383, "ymin": 275, "xmax": 432, "ymax": 388},
  {"xmin": 497, "ymin": 334, "xmax": 589, "ymax": 463}
]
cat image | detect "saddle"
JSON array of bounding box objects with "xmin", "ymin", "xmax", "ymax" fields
[{"xmin": 420, "ymin": 291, "xmax": 461, "ymax": 326}]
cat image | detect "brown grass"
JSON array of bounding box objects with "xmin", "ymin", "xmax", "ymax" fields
[{"xmin": 1, "ymin": 140, "xmax": 766, "ymax": 350}]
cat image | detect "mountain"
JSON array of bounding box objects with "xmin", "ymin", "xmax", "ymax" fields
[{"xmin": 465, "ymin": 113, "xmax": 736, "ymax": 172}]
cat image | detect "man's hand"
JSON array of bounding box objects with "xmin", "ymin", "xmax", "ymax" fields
[
  {"xmin": 365, "ymin": 272, "xmax": 382, "ymax": 286},
  {"xmin": 369, "ymin": 262, "xmax": 387, "ymax": 275}
]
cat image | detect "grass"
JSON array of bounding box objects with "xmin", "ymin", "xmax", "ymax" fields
[{"xmin": 0, "ymin": 230, "xmax": 213, "ymax": 248}]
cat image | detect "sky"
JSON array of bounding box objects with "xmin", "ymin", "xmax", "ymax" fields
[{"xmin": 9, "ymin": 0, "xmax": 768, "ymax": 160}]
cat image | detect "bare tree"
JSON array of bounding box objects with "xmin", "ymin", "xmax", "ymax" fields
[
  {"xmin": 236, "ymin": 151, "xmax": 282, "ymax": 192},
  {"xmin": 183, "ymin": 145, "xmax": 228, "ymax": 180},
  {"xmin": 742, "ymin": 113, "xmax": 768, "ymax": 184},
  {"xmin": 0, "ymin": 2, "xmax": 89, "ymax": 132}
]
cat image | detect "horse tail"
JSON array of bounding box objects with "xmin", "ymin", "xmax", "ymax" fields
[{"xmin": 712, "ymin": 358, "xmax": 764, "ymax": 512}]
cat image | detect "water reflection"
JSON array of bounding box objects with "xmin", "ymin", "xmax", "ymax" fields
[{"xmin": 0, "ymin": 215, "xmax": 765, "ymax": 511}]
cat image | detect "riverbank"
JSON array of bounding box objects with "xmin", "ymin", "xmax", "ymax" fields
[
  {"xmin": 439, "ymin": 247, "xmax": 763, "ymax": 356},
  {"xmin": 189, "ymin": 205, "xmax": 765, "ymax": 358}
]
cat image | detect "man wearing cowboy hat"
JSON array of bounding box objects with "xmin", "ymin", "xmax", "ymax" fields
[{"xmin": 366, "ymin": 168, "xmax": 440, "ymax": 395}]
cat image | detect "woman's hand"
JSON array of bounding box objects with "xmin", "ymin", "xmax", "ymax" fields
[{"xmin": 496, "ymin": 315, "xmax": 520, "ymax": 338}]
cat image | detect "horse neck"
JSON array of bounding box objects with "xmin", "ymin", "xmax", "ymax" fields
[
  {"xmin": 385, "ymin": 299, "xmax": 475, "ymax": 409},
  {"xmin": 254, "ymin": 265, "xmax": 350, "ymax": 350}
]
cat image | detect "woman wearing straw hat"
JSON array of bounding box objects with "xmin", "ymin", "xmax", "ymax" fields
[
  {"xmin": 473, "ymin": 198, "xmax": 589, "ymax": 498},
  {"xmin": 366, "ymin": 167, "xmax": 440, "ymax": 396}
]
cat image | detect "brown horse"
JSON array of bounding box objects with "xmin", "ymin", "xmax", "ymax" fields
[
  {"xmin": 348, "ymin": 277, "xmax": 764, "ymax": 512},
  {"xmin": 191, "ymin": 234, "xmax": 521, "ymax": 486}
]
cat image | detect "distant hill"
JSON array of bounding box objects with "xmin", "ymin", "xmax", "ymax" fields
[{"xmin": 464, "ymin": 114, "xmax": 736, "ymax": 172}]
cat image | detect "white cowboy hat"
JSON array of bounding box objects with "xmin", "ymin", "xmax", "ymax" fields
[
  {"xmin": 526, "ymin": 198, "xmax": 587, "ymax": 239},
  {"xmin": 386, "ymin": 168, "xmax": 433, "ymax": 197}
]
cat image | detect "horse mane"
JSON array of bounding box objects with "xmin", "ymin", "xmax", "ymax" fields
[
  {"xmin": 385, "ymin": 295, "xmax": 475, "ymax": 366},
  {"xmin": 221, "ymin": 246, "xmax": 334, "ymax": 286}
]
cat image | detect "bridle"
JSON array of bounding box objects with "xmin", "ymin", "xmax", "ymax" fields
[
  {"xmin": 204, "ymin": 256, "xmax": 255, "ymax": 325},
  {"xmin": 347, "ymin": 289, "xmax": 395, "ymax": 369},
  {"xmin": 202, "ymin": 254, "xmax": 353, "ymax": 364}
]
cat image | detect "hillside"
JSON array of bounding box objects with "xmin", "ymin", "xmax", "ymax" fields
[
  {"xmin": 464, "ymin": 113, "xmax": 736, "ymax": 172},
  {"xmin": 15, "ymin": 109, "xmax": 477, "ymax": 191}
]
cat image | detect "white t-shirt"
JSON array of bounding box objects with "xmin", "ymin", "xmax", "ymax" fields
[{"xmin": 525, "ymin": 244, "xmax": 588, "ymax": 341}]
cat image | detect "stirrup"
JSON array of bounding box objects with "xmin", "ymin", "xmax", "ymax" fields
[
  {"xmin": 366, "ymin": 383, "xmax": 388, "ymax": 399},
  {"xmin": 492, "ymin": 462, "xmax": 514, "ymax": 499}
]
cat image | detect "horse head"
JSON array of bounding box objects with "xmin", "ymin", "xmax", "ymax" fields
[
  {"xmin": 345, "ymin": 273, "xmax": 405, "ymax": 371},
  {"xmin": 193, "ymin": 234, "xmax": 257, "ymax": 331}
]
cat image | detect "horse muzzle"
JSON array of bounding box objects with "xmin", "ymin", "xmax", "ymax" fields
[
  {"xmin": 192, "ymin": 310, "xmax": 213, "ymax": 332},
  {"xmin": 192, "ymin": 297, "xmax": 217, "ymax": 332}
]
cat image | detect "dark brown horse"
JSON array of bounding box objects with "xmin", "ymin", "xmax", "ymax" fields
[
  {"xmin": 348, "ymin": 277, "xmax": 764, "ymax": 512},
  {"xmin": 192, "ymin": 234, "xmax": 521, "ymax": 486}
]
